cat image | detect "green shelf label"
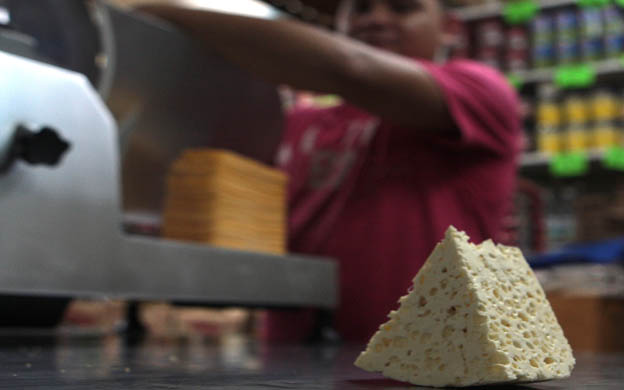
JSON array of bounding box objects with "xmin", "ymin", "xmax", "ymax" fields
[
  {"xmin": 506, "ymin": 74, "xmax": 523, "ymax": 90},
  {"xmin": 550, "ymin": 152, "xmax": 589, "ymax": 177},
  {"xmin": 603, "ymin": 147, "xmax": 624, "ymax": 170},
  {"xmin": 577, "ymin": 0, "xmax": 609, "ymax": 7},
  {"xmin": 554, "ymin": 64, "xmax": 596, "ymax": 89},
  {"xmin": 503, "ymin": 1, "xmax": 538, "ymax": 24}
]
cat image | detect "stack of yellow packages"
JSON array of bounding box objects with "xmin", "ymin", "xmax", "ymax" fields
[{"xmin": 162, "ymin": 149, "xmax": 287, "ymax": 255}]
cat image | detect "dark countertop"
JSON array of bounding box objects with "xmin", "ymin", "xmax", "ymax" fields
[{"xmin": 0, "ymin": 332, "xmax": 621, "ymax": 389}]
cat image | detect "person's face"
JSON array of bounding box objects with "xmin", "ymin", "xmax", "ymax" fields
[{"xmin": 341, "ymin": 0, "xmax": 446, "ymax": 59}]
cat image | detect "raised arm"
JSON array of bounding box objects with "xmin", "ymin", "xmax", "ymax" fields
[{"xmin": 138, "ymin": 4, "xmax": 452, "ymax": 130}]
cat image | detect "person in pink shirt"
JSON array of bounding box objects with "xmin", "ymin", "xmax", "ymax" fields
[{"xmin": 140, "ymin": 0, "xmax": 521, "ymax": 342}]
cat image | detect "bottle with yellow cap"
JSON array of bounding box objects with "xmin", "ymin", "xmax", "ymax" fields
[
  {"xmin": 591, "ymin": 90, "xmax": 620, "ymax": 149},
  {"xmin": 536, "ymin": 85, "xmax": 562, "ymax": 154},
  {"xmin": 563, "ymin": 94, "xmax": 590, "ymax": 152}
]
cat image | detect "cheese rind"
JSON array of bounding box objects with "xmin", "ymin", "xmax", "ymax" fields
[{"xmin": 354, "ymin": 226, "xmax": 575, "ymax": 387}]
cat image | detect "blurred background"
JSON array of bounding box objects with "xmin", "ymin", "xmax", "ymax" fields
[{"xmin": 1, "ymin": 0, "xmax": 623, "ymax": 364}]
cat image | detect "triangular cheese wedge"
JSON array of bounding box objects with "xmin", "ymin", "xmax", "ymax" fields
[{"xmin": 355, "ymin": 226, "xmax": 575, "ymax": 387}]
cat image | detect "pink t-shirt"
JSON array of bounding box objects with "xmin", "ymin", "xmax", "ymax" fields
[{"xmin": 266, "ymin": 60, "xmax": 521, "ymax": 342}]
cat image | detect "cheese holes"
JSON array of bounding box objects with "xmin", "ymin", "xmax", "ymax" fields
[{"xmin": 442, "ymin": 326, "xmax": 454, "ymax": 338}]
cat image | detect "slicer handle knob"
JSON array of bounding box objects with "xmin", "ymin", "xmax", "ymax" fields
[{"xmin": 16, "ymin": 125, "xmax": 71, "ymax": 166}]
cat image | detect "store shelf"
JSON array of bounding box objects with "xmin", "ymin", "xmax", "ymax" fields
[
  {"xmin": 511, "ymin": 58, "xmax": 624, "ymax": 86},
  {"xmin": 520, "ymin": 151, "xmax": 551, "ymax": 167},
  {"xmin": 520, "ymin": 149, "xmax": 605, "ymax": 167},
  {"xmin": 452, "ymin": 1, "xmax": 624, "ymax": 86},
  {"xmin": 453, "ymin": 0, "xmax": 578, "ymax": 22}
]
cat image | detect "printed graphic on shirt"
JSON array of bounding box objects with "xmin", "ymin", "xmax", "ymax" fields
[
  {"xmin": 305, "ymin": 118, "xmax": 379, "ymax": 190},
  {"xmin": 276, "ymin": 117, "xmax": 380, "ymax": 190},
  {"xmin": 276, "ymin": 143, "xmax": 293, "ymax": 167},
  {"xmin": 308, "ymin": 150, "xmax": 356, "ymax": 190},
  {"xmin": 299, "ymin": 126, "xmax": 319, "ymax": 155}
]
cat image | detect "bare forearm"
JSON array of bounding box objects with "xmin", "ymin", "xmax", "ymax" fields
[
  {"xmin": 140, "ymin": 6, "xmax": 357, "ymax": 92},
  {"xmin": 139, "ymin": 5, "xmax": 450, "ymax": 129}
]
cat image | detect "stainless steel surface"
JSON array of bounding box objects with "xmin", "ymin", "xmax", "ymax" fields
[
  {"xmin": 117, "ymin": 236, "xmax": 337, "ymax": 308},
  {"xmin": 0, "ymin": 1, "xmax": 285, "ymax": 216},
  {"xmin": 105, "ymin": 4, "xmax": 284, "ymax": 215},
  {"xmin": 0, "ymin": 51, "xmax": 122, "ymax": 296},
  {"xmin": 0, "ymin": 333, "xmax": 621, "ymax": 389},
  {"xmin": 0, "ymin": 52, "xmax": 336, "ymax": 308}
]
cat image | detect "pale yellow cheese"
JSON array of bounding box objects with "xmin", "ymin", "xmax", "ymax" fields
[{"xmin": 354, "ymin": 226, "xmax": 575, "ymax": 387}]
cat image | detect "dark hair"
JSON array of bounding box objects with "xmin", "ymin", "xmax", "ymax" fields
[{"xmin": 336, "ymin": 0, "xmax": 449, "ymax": 32}]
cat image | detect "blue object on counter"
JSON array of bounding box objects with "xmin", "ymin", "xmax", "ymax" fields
[{"xmin": 528, "ymin": 237, "xmax": 624, "ymax": 268}]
